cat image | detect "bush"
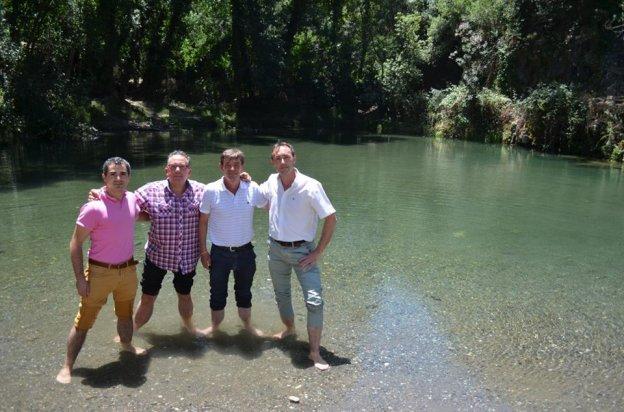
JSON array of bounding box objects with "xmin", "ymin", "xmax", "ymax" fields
[
  {"xmin": 476, "ymin": 88, "xmax": 513, "ymax": 143},
  {"xmin": 587, "ymin": 97, "xmax": 624, "ymax": 161},
  {"xmin": 428, "ymin": 84, "xmax": 475, "ymax": 139},
  {"xmin": 427, "ymin": 84, "xmax": 511, "ymax": 142},
  {"xmin": 513, "ymin": 83, "xmax": 591, "ymax": 155}
]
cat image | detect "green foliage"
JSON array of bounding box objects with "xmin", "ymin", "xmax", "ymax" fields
[
  {"xmin": 378, "ymin": 12, "xmax": 427, "ymax": 117},
  {"xmin": 477, "ymin": 88, "xmax": 513, "ymax": 143},
  {"xmin": 428, "ymin": 84, "xmax": 475, "ymax": 139},
  {"xmin": 1, "ymin": 1, "xmax": 90, "ymax": 139},
  {"xmin": 588, "ymin": 98, "xmax": 624, "ymax": 161},
  {"xmin": 0, "ymin": 0, "xmax": 621, "ymax": 160},
  {"xmin": 180, "ymin": 1, "xmax": 230, "ymax": 70},
  {"xmin": 428, "ymin": 84, "xmax": 511, "ymax": 142},
  {"xmin": 515, "ymin": 83, "xmax": 589, "ymax": 154},
  {"xmin": 0, "ymin": 10, "xmax": 20, "ymax": 139}
]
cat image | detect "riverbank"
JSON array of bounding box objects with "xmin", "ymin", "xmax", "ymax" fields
[
  {"xmin": 428, "ymin": 86, "xmax": 624, "ymax": 162},
  {"xmin": 2, "ymin": 90, "xmax": 623, "ymax": 167}
]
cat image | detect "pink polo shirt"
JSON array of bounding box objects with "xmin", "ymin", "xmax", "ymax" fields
[{"xmin": 76, "ymin": 190, "xmax": 140, "ymax": 264}]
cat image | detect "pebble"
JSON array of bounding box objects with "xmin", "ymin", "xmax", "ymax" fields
[{"xmin": 288, "ymin": 396, "xmax": 300, "ymax": 403}]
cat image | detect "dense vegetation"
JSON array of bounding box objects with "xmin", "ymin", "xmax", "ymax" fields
[{"xmin": 1, "ymin": 0, "xmax": 623, "ymax": 159}]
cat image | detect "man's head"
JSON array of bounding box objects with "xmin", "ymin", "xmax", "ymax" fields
[
  {"xmin": 220, "ymin": 148, "xmax": 245, "ymax": 181},
  {"xmin": 270, "ymin": 141, "xmax": 296, "ymax": 175},
  {"xmin": 101, "ymin": 157, "xmax": 131, "ymax": 197},
  {"xmin": 165, "ymin": 150, "xmax": 191, "ymax": 186}
]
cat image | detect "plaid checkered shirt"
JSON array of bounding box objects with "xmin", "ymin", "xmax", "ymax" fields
[{"xmin": 135, "ymin": 179, "xmax": 205, "ymax": 274}]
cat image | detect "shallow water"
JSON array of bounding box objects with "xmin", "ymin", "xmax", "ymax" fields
[{"xmin": 1, "ymin": 131, "xmax": 623, "ymax": 409}]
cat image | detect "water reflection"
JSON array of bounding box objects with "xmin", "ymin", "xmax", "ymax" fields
[{"xmin": 0, "ymin": 132, "xmax": 623, "ymax": 409}]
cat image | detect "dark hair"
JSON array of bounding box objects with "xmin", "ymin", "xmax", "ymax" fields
[
  {"xmin": 102, "ymin": 157, "xmax": 131, "ymax": 175},
  {"xmin": 168, "ymin": 150, "xmax": 191, "ymax": 166},
  {"xmin": 271, "ymin": 141, "xmax": 295, "ymax": 159},
  {"xmin": 220, "ymin": 148, "xmax": 245, "ymax": 165}
]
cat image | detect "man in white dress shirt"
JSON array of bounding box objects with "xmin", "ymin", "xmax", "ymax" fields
[
  {"xmin": 261, "ymin": 141, "xmax": 337, "ymax": 370},
  {"xmin": 198, "ymin": 148, "xmax": 266, "ymax": 335}
]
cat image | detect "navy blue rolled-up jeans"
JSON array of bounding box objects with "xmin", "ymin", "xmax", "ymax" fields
[{"xmin": 209, "ymin": 243, "xmax": 256, "ymax": 311}]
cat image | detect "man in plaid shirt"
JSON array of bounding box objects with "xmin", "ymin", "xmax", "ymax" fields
[{"xmin": 133, "ymin": 150, "xmax": 205, "ymax": 335}]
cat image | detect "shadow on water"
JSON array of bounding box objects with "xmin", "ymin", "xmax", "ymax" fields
[
  {"xmin": 0, "ymin": 130, "xmax": 405, "ymax": 193},
  {"xmin": 273, "ymin": 335, "xmax": 352, "ymax": 370},
  {"xmin": 140, "ymin": 329, "xmax": 351, "ymax": 369},
  {"xmin": 72, "ymin": 351, "xmax": 151, "ymax": 388},
  {"xmin": 140, "ymin": 330, "xmax": 208, "ymax": 359}
]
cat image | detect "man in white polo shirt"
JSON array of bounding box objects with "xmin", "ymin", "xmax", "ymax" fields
[
  {"xmin": 261, "ymin": 141, "xmax": 337, "ymax": 370},
  {"xmin": 198, "ymin": 148, "xmax": 267, "ymax": 335}
]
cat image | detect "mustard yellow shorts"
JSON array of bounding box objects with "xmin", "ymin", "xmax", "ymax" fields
[{"xmin": 73, "ymin": 263, "xmax": 138, "ymax": 331}]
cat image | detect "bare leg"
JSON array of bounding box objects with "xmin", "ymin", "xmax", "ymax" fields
[
  {"xmin": 117, "ymin": 317, "xmax": 147, "ymax": 355},
  {"xmin": 273, "ymin": 316, "xmax": 296, "ymax": 339},
  {"xmin": 178, "ymin": 293, "xmax": 201, "ymax": 336},
  {"xmin": 238, "ymin": 307, "xmax": 263, "ymax": 336},
  {"xmin": 198, "ymin": 309, "xmax": 224, "ymax": 336},
  {"xmin": 307, "ymin": 326, "xmax": 329, "ymax": 370},
  {"xmin": 56, "ymin": 327, "xmax": 87, "ymax": 384},
  {"xmin": 134, "ymin": 293, "xmax": 157, "ymax": 331}
]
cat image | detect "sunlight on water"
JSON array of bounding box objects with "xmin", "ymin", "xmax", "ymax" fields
[{"xmin": 1, "ymin": 133, "xmax": 623, "ymax": 409}]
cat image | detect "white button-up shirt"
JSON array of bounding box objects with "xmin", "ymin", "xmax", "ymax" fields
[{"xmin": 260, "ymin": 169, "xmax": 335, "ymax": 242}]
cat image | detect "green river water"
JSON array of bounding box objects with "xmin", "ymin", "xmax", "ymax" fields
[{"xmin": 0, "ymin": 131, "xmax": 622, "ymax": 410}]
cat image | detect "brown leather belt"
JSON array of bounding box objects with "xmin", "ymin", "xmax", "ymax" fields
[
  {"xmin": 88, "ymin": 257, "xmax": 138, "ymax": 269},
  {"xmin": 270, "ymin": 237, "xmax": 307, "ymax": 248}
]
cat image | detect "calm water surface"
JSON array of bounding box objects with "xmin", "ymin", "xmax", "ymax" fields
[{"xmin": 0, "ymin": 131, "xmax": 623, "ymax": 410}]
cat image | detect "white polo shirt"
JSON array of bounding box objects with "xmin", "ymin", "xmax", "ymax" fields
[
  {"xmin": 260, "ymin": 169, "xmax": 335, "ymax": 242},
  {"xmin": 200, "ymin": 179, "xmax": 267, "ymax": 247}
]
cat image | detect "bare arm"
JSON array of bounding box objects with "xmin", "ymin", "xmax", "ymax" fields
[
  {"xmin": 299, "ymin": 213, "xmax": 337, "ymax": 270},
  {"xmin": 199, "ymin": 212, "xmax": 211, "ymax": 269},
  {"xmin": 69, "ymin": 225, "xmax": 92, "ymax": 297}
]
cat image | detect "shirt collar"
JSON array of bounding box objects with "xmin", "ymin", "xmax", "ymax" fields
[
  {"xmin": 165, "ymin": 180, "xmax": 191, "ymax": 198},
  {"xmin": 219, "ymin": 177, "xmax": 247, "ymax": 192},
  {"xmin": 282, "ymin": 168, "xmax": 300, "ymax": 190},
  {"xmin": 101, "ymin": 188, "xmax": 126, "ymax": 202}
]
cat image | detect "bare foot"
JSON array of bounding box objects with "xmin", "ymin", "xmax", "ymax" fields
[
  {"xmin": 113, "ymin": 335, "xmax": 121, "ymax": 343},
  {"xmin": 273, "ymin": 328, "xmax": 296, "ymax": 339},
  {"xmin": 119, "ymin": 343, "xmax": 148, "ymax": 356},
  {"xmin": 309, "ymin": 353, "xmax": 330, "ymax": 371},
  {"xmin": 56, "ymin": 366, "xmax": 71, "ymax": 384},
  {"xmin": 197, "ymin": 326, "xmax": 217, "ymax": 337},
  {"xmin": 182, "ymin": 320, "xmax": 207, "ymax": 337},
  {"xmin": 243, "ymin": 324, "xmax": 264, "ymax": 337}
]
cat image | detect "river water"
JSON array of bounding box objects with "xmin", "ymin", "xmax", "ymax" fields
[{"xmin": 0, "ymin": 131, "xmax": 623, "ymax": 410}]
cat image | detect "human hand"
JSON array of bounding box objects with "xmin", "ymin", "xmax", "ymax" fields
[
  {"xmin": 200, "ymin": 252, "xmax": 211, "ymax": 269},
  {"xmin": 88, "ymin": 188, "xmax": 102, "ymax": 202},
  {"xmin": 299, "ymin": 249, "xmax": 320, "ymax": 271},
  {"xmin": 76, "ymin": 277, "xmax": 90, "ymax": 297},
  {"xmin": 240, "ymin": 171, "xmax": 251, "ymax": 182}
]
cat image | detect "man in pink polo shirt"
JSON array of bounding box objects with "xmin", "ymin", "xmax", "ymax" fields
[{"xmin": 56, "ymin": 157, "xmax": 146, "ymax": 384}]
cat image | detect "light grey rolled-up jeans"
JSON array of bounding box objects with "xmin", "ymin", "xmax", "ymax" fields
[{"xmin": 267, "ymin": 238, "xmax": 323, "ymax": 328}]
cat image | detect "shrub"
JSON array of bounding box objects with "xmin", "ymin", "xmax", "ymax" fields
[
  {"xmin": 428, "ymin": 84, "xmax": 512, "ymax": 142},
  {"xmin": 476, "ymin": 88, "xmax": 513, "ymax": 143},
  {"xmin": 514, "ymin": 83, "xmax": 591, "ymax": 155},
  {"xmin": 428, "ymin": 84, "xmax": 475, "ymax": 139},
  {"xmin": 588, "ymin": 97, "xmax": 624, "ymax": 161}
]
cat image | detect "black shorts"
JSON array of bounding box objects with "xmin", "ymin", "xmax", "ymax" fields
[
  {"xmin": 209, "ymin": 243, "xmax": 256, "ymax": 310},
  {"xmin": 140, "ymin": 257, "xmax": 196, "ymax": 296}
]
